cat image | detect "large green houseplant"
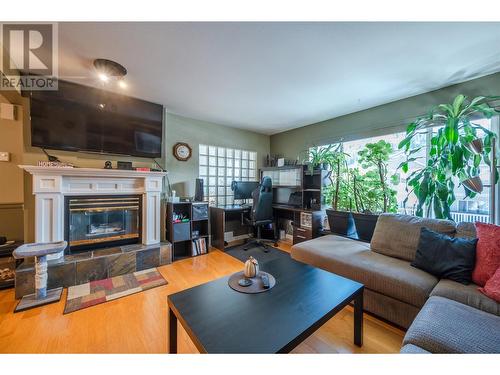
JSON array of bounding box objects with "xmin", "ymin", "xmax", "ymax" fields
[{"xmin": 398, "ymin": 94, "xmax": 498, "ymax": 220}]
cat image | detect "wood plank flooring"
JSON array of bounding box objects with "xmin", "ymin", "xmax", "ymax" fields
[{"xmin": 0, "ymin": 245, "xmax": 404, "ymax": 353}]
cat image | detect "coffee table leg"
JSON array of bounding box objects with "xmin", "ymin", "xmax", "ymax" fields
[
  {"xmin": 353, "ymin": 290, "xmax": 363, "ymax": 347},
  {"xmin": 169, "ymin": 306, "xmax": 178, "ymax": 353}
]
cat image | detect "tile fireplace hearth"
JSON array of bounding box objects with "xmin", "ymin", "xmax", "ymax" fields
[{"xmin": 15, "ymin": 242, "xmax": 172, "ymax": 299}]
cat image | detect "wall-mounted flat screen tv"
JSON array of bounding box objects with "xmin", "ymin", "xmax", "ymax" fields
[{"xmin": 30, "ymin": 79, "xmax": 164, "ymax": 158}]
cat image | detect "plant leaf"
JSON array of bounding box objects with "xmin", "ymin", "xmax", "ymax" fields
[
  {"xmin": 445, "ymin": 117, "xmax": 459, "ymax": 144},
  {"xmin": 452, "ymin": 94, "xmax": 466, "ymax": 116}
]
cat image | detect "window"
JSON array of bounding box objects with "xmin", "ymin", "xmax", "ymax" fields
[
  {"xmin": 315, "ymin": 117, "xmax": 498, "ymax": 223},
  {"xmin": 199, "ymin": 144, "xmax": 257, "ymax": 206}
]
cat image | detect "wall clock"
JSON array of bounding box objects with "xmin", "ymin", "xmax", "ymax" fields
[{"xmin": 173, "ymin": 142, "xmax": 192, "ymax": 161}]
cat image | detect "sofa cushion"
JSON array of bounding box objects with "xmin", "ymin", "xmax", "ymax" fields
[
  {"xmin": 430, "ymin": 279, "xmax": 500, "ymax": 316},
  {"xmin": 291, "ymin": 235, "xmax": 438, "ymax": 307},
  {"xmin": 472, "ymin": 222, "xmax": 500, "ymax": 287},
  {"xmin": 411, "ymin": 227, "xmax": 477, "ymax": 285},
  {"xmin": 400, "ymin": 344, "xmax": 430, "ymax": 354},
  {"xmin": 291, "ymin": 234, "xmax": 370, "ymax": 262},
  {"xmin": 403, "ymin": 296, "xmax": 500, "ymax": 353},
  {"xmin": 455, "ymin": 221, "xmax": 476, "ymax": 239},
  {"xmin": 370, "ymin": 214, "xmax": 456, "ymax": 262}
]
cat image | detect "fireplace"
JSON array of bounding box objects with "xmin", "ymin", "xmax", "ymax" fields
[
  {"xmin": 20, "ymin": 165, "xmax": 166, "ymax": 260},
  {"xmin": 64, "ymin": 195, "xmax": 142, "ymax": 254}
]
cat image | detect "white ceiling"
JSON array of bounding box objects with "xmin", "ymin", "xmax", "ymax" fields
[{"xmin": 56, "ymin": 22, "xmax": 500, "ymax": 135}]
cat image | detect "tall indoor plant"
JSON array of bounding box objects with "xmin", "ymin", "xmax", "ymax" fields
[{"xmin": 398, "ymin": 94, "xmax": 498, "ymax": 220}]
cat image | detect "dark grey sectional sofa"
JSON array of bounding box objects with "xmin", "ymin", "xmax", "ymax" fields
[{"xmin": 290, "ymin": 213, "xmax": 500, "ymax": 353}]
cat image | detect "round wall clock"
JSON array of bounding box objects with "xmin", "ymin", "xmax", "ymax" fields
[{"xmin": 173, "ymin": 142, "xmax": 192, "ymax": 161}]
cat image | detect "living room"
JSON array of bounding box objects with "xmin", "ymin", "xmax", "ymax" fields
[{"xmin": 1, "ymin": 1, "xmax": 499, "ymax": 373}]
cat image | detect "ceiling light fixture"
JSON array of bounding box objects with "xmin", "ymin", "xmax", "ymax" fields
[
  {"xmin": 93, "ymin": 58, "xmax": 128, "ymax": 89},
  {"xmin": 98, "ymin": 73, "xmax": 109, "ymax": 82}
]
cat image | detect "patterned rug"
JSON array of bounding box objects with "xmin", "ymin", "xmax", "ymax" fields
[{"xmin": 64, "ymin": 268, "xmax": 167, "ymax": 314}]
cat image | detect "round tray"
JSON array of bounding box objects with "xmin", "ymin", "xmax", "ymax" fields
[{"xmin": 228, "ymin": 271, "xmax": 276, "ymax": 294}]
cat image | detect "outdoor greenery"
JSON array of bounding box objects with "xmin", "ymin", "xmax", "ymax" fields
[
  {"xmin": 357, "ymin": 140, "xmax": 398, "ymax": 213},
  {"xmin": 324, "ymin": 143, "xmax": 350, "ymax": 211},
  {"xmin": 398, "ymin": 94, "xmax": 498, "ymax": 220},
  {"xmin": 320, "ymin": 140, "xmax": 399, "ymax": 214}
]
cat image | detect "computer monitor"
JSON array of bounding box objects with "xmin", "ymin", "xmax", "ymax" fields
[{"xmin": 231, "ymin": 181, "xmax": 260, "ymax": 200}]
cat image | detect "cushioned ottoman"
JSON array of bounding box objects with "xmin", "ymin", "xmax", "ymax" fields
[{"xmin": 403, "ymin": 296, "xmax": 500, "ymax": 353}]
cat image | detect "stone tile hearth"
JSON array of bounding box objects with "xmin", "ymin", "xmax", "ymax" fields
[{"xmin": 15, "ymin": 242, "xmax": 172, "ymax": 299}]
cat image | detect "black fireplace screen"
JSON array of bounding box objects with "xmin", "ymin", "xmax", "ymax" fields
[{"xmin": 65, "ymin": 195, "xmax": 142, "ymax": 253}]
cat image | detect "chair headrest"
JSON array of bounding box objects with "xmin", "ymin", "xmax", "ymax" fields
[{"xmin": 261, "ymin": 176, "xmax": 272, "ymax": 191}]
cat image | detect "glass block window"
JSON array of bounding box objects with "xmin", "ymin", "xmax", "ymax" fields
[{"xmin": 199, "ymin": 144, "xmax": 258, "ymax": 206}]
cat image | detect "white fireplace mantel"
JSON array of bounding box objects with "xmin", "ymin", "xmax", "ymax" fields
[{"xmin": 20, "ymin": 165, "xmax": 167, "ymax": 259}]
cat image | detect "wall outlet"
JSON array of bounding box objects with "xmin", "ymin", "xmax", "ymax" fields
[{"xmin": 0, "ymin": 152, "xmax": 10, "ymax": 162}]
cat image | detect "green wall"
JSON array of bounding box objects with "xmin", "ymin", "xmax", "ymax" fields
[
  {"xmin": 164, "ymin": 112, "xmax": 270, "ymax": 197},
  {"xmin": 270, "ymin": 72, "xmax": 500, "ymax": 159}
]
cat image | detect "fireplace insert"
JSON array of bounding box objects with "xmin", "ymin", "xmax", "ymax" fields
[{"xmin": 64, "ymin": 195, "xmax": 142, "ymax": 254}]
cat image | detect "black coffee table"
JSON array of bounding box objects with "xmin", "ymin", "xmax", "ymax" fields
[{"xmin": 168, "ymin": 257, "xmax": 364, "ymax": 353}]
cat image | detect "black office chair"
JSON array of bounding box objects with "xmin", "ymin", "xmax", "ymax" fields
[{"xmin": 243, "ymin": 176, "xmax": 277, "ymax": 253}]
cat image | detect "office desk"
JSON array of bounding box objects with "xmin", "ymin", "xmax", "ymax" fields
[
  {"xmin": 210, "ymin": 204, "xmax": 325, "ymax": 249},
  {"xmin": 209, "ymin": 205, "xmax": 251, "ymax": 250},
  {"xmin": 272, "ymin": 204, "xmax": 325, "ymax": 245}
]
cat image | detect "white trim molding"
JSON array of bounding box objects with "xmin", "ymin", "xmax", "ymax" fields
[{"xmin": 20, "ymin": 165, "xmax": 167, "ymax": 259}]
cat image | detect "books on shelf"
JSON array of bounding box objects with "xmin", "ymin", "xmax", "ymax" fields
[{"xmin": 192, "ymin": 237, "xmax": 207, "ymax": 256}]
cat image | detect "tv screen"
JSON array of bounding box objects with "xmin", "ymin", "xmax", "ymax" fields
[{"xmin": 30, "ymin": 80, "xmax": 163, "ymax": 158}]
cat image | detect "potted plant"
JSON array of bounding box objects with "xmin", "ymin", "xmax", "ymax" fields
[
  {"xmin": 398, "ymin": 94, "xmax": 498, "ymax": 219},
  {"xmin": 305, "ymin": 144, "xmax": 335, "ymax": 174},
  {"xmin": 324, "ymin": 143, "xmax": 357, "ymax": 236},
  {"xmin": 350, "ymin": 140, "xmax": 399, "ymax": 241}
]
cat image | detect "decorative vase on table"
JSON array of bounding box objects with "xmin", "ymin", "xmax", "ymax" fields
[{"xmin": 244, "ymin": 256, "xmax": 260, "ymax": 278}]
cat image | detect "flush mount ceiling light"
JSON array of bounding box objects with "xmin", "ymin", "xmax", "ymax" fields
[{"xmin": 93, "ymin": 58, "xmax": 128, "ymax": 88}]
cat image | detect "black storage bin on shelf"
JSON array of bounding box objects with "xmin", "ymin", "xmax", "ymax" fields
[
  {"xmin": 173, "ymin": 222, "xmax": 191, "ymax": 242},
  {"xmin": 192, "ymin": 203, "xmax": 209, "ymax": 221}
]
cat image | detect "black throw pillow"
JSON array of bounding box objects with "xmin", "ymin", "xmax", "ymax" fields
[{"xmin": 411, "ymin": 227, "xmax": 477, "ymax": 285}]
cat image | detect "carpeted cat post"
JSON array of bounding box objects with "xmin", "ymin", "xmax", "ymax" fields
[{"xmin": 13, "ymin": 241, "xmax": 67, "ymax": 312}]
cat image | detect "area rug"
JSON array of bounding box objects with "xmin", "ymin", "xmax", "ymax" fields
[
  {"xmin": 225, "ymin": 242, "xmax": 291, "ymax": 266},
  {"xmin": 64, "ymin": 268, "xmax": 167, "ymax": 314}
]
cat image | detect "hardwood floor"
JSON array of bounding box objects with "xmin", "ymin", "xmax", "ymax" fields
[{"xmin": 0, "ymin": 245, "xmax": 404, "ymax": 353}]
